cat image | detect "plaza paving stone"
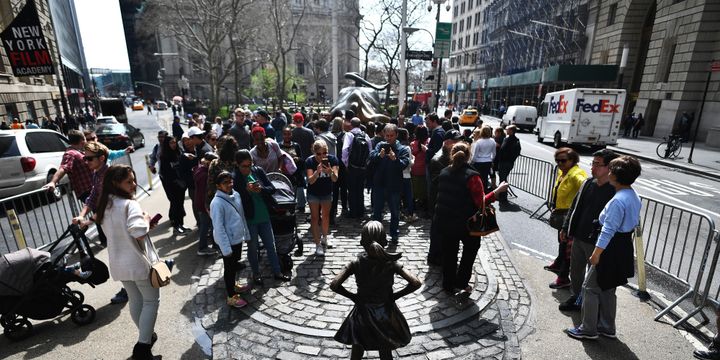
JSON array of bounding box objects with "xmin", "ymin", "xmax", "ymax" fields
[{"xmin": 191, "ymin": 204, "xmax": 532, "ymax": 359}]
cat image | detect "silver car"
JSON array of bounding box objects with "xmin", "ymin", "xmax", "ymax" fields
[{"xmin": 0, "ymin": 129, "xmax": 69, "ymax": 200}]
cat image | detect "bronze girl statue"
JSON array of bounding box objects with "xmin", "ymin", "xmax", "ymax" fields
[{"xmin": 330, "ymin": 221, "xmax": 422, "ymax": 359}]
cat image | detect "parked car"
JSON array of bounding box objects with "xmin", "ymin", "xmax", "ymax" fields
[
  {"xmin": 95, "ymin": 116, "xmax": 119, "ymax": 126},
  {"xmin": 0, "ymin": 129, "xmax": 70, "ymax": 199},
  {"xmin": 154, "ymin": 101, "xmax": 168, "ymax": 110},
  {"xmin": 501, "ymin": 105, "xmax": 538, "ymax": 131},
  {"xmin": 459, "ymin": 108, "xmax": 480, "ymax": 126},
  {"xmin": 95, "ymin": 124, "xmax": 145, "ymax": 150},
  {"xmin": 131, "ymin": 101, "xmax": 144, "ymax": 111}
]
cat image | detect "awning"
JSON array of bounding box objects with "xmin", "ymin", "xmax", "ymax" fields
[{"xmin": 486, "ymin": 64, "xmax": 619, "ymax": 88}]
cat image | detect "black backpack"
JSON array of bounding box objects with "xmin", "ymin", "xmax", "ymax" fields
[{"xmin": 348, "ymin": 133, "xmax": 370, "ymax": 169}]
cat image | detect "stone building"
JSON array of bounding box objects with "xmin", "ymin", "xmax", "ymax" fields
[
  {"xmin": 0, "ymin": 0, "xmax": 85, "ymax": 123},
  {"xmin": 447, "ymin": 0, "xmax": 719, "ymax": 141}
]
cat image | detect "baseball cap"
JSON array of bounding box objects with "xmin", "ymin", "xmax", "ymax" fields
[
  {"xmin": 443, "ymin": 129, "xmax": 463, "ymax": 141},
  {"xmin": 187, "ymin": 127, "xmax": 205, "ymax": 137},
  {"xmin": 292, "ymin": 112, "xmax": 304, "ymax": 122},
  {"xmin": 256, "ymin": 109, "xmax": 270, "ymax": 120}
]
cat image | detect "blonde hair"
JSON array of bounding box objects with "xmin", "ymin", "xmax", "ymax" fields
[
  {"xmin": 84, "ymin": 141, "xmax": 109, "ymax": 159},
  {"xmin": 312, "ymin": 139, "xmax": 328, "ymax": 154},
  {"xmin": 472, "ymin": 128, "xmax": 482, "ymax": 141},
  {"xmin": 450, "ymin": 142, "xmax": 470, "ymax": 169}
]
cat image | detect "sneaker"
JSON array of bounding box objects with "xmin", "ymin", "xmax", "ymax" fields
[
  {"xmin": 226, "ymin": 294, "xmax": 248, "ymax": 308},
  {"xmin": 197, "ymin": 247, "xmax": 216, "ymax": 256},
  {"xmin": 110, "ymin": 288, "xmax": 128, "ymax": 304},
  {"xmin": 597, "ymin": 329, "xmax": 617, "ymax": 339},
  {"xmin": 549, "ymin": 277, "xmax": 571, "ymax": 289},
  {"xmin": 234, "ymin": 283, "xmax": 251, "ymax": 294},
  {"xmin": 564, "ymin": 326, "xmax": 598, "ymax": 340},
  {"xmin": 173, "ymin": 226, "xmax": 187, "ymax": 234},
  {"xmin": 315, "ymin": 244, "xmax": 325, "ymax": 256},
  {"xmin": 558, "ymin": 296, "xmax": 581, "ymax": 311},
  {"xmin": 325, "ymin": 235, "xmax": 334, "ymax": 249}
]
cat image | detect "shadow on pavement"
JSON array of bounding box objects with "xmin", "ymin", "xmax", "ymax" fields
[{"xmin": 0, "ymin": 301, "xmax": 123, "ymax": 358}]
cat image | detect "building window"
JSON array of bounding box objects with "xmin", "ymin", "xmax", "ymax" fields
[
  {"xmin": 465, "ymin": 35, "xmax": 470, "ymax": 48},
  {"xmin": 468, "ymin": 0, "xmax": 473, "ymax": 10},
  {"xmin": 607, "ymin": 3, "xmax": 617, "ymax": 26},
  {"xmin": 461, "ymin": 2, "xmax": 465, "ymax": 14},
  {"xmin": 452, "ymin": 40, "xmax": 456, "ymax": 51},
  {"xmin": 297, "ymin": 62, "xmax": 305, "ymax": 75},
  {"xmin": 460, "ymin": 19, "xmax": 464, "ymax": 32},
  {"xmin": 453, "ymin": 6, "xmax": 458, "ymax": 17},
  {"xmin": 453, "ymin": 23, "xmax": 457, "ymax": 35}
]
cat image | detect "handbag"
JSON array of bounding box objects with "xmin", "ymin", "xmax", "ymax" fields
[
  {"xmin": 467, "ymin": 197, "xmax": 499, "ymax": 237},
  {"xmin": 549, "ymin": 209, "xmax": 569, "ymax": 230},
  {"xmin": 143, "ymin": 235, "xmax": 171, "ymax": 288}
]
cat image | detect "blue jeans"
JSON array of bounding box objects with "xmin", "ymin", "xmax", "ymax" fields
[
  {"xmin": 121, "ymin": 279, "xmax": 159, "ymax": 344},
  {"xmin": 371, "ymin": 187, "xmax": 400, "ymax": 239},
  {"xmin": 197, "ymin": 211, "xmax": 211, "ymax": 250},
  {"xmin": 247, "ymin": 221, "xmax": 281, "ymax": 275},
  {"xmin": 402, "ymin": 178, "xmax": 414, "ymax": 215}
]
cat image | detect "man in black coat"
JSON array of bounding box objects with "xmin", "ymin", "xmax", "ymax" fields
[{"xmin": 495, "ymin": 125, "xmax": 521, "ymax": 203}]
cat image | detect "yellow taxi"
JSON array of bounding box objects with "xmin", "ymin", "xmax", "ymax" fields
[
  {"xmin": 131, "ymin": 101, "xmax": 144, "ymax": 111},
  {"xmin": 459, "ymin": 108, "xmax": 479, "ymax": 126}
]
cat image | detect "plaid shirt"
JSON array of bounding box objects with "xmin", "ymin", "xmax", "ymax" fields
[
  {"xmin": 85, "ymin": 164, "xmax": 108, "ymax": 211},
  {"xmin": 61, "ymin": 148, "xmax": 92, "ymax": 198}
]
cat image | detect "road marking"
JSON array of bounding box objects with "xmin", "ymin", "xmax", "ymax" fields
[
  {"xmin": 636, "ymin": 179, "xmax": 715, "ymax": 197},
  {"xmin": 635, "ymin": 184, "xmax": 720, "ymax": 220},
  {"xmin": 510, "ymin": 242, "xmax": 554, "ymax": 261}
]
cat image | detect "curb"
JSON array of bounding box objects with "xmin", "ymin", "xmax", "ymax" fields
[{"xmin": 607, "ymin": 145, "xmax": 720, "ymax": 181}]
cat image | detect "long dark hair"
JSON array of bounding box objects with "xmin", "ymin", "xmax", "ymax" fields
[
  {"xmin": 160, "ymin": 136, "xmax": 179, "ymax": 162},
  {"xmin": 217, "ymin": 135, "xmax": 238, "ymax": 162},
  {"xmin": 360, "ymin": 221, "xmax": 401, "ymax": 262},
  {"xmin": 95, "ymin": 165, "xmax": 136, "ymax": 224}
]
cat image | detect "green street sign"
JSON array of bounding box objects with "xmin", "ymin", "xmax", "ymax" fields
[{"xmin": 435, "ymin": 22, "xmax": 451, "ymax": 41}]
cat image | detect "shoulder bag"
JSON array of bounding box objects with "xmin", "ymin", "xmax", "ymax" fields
[
  {"xmin": 467, "ymin": 196, "xmax": 499, "ymax": 237},
  {"xmin": 126, "ymin": 202, "xmax": 171, "ymax": 288}
]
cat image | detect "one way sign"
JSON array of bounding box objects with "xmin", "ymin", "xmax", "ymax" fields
[{"xmin": 406, "ymin": 50, "xmax": 434, "ymax": 61}]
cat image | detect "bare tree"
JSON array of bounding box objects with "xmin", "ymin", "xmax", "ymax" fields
[
  {"xmin": 344, "ymin": 1, "xmax": 391, "ymax": 79},
  {"xmin": 257, "ymin": 0, "xmax": 306, "ymax": 109},
  {"xmin": 373, "ymin": 0, "xmax": 426, "ymax": 107},
  {"xmin": 138, "ymin": 0, "xmax": 255, "ymax": 116},
  {"xmin": 297, "ymin": 28, "xmax": 332, "ymax": 103}
]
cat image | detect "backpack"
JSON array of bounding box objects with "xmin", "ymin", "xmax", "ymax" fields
[{"xmin": 348, "ymin": 133, "xmax": 370, "ymax": 169}]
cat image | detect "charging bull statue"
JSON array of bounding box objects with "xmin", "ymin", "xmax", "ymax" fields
[{"xmin": 330, "ymin": 72, "xmax": 391, "ymax": 124}]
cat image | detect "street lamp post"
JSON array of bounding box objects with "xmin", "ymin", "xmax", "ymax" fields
[{"xmin": 430, "ymin": 0, "xmax": 450, "ymax": 113}]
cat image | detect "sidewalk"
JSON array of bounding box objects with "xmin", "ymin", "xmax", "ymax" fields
[
  {"xmin": 0, "ymin": 185, "xmax": 704, "ymax": 359},
  {"xmin": 608, "ymin": 136, "xmax": 720, "ymax": 180}
]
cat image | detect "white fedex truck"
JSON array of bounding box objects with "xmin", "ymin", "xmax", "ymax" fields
[{"xmin": 535, "ymin": 88, "xmax": 625, "ymax": 148}]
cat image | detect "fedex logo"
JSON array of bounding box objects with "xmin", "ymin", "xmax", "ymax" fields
[
  {"xmin": 575, "ymin": 98, "xmax": 621, "ymax": 113},
  {"xmin": 548, "ymin": 95, "xmax": 568, "ymax": 114}
]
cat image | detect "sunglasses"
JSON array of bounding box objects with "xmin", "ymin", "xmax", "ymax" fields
[
  {"xmin": 555, "ymin": 158, "xmax": 569, "ymax": 164},
  {"xmin": 83, "ymin": 155, "xmax": 98, "ymax": 162}
]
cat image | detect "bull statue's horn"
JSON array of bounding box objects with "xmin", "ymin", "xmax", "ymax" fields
[{"xmin": 345, "ymin": 72, "xmax": 388, "ymax": 91}]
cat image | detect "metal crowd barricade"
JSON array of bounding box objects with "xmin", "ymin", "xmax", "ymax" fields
[
  {"xmin": 110, "ymin": 152, "xmax": 151, "ymax": 196},
  {"xmin": 0, "ymin": 183, "xmax": 79, "ymax": 254},
  {"xmin": 506, "ymin": 154, "xmax": 557, "ymax": 218},
  {"xmin": 638, "ymin": 195, "xmax": 718, "ymax": 328}
]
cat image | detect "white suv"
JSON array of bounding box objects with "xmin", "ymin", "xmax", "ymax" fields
[{"xmin": 0, "ymin": 129, "xmax": 69, "ymax": 199}]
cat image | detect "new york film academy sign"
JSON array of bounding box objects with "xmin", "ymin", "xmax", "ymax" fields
[{"xmin": 1, "ymin": 1, "xmax": 55, "ymax": 76}]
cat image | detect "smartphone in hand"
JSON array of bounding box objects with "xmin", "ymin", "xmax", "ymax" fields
[
  {"xmin": 321, "ymin": 158, "xmax": 330, "ymax": 167},
  {"xmin": 150, "ymin": 213, "xmax": 162, "ymax": 227}
]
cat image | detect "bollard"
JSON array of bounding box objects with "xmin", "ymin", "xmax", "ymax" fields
[
  {"xmin": 7, "ymin": 209, "xmax": 27, "ymax": 249},
  {"xmin": 634, "ymin": 225, "xmax": 651, "ymax": 301},
  {"xmin": 145, "ymin": 154, "xmax": 154, "ymax": 191}
]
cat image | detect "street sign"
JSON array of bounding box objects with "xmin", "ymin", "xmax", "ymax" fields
[
  {"xmin": 434, "ymin": 22, "xmax": 452, "ymax": 58},
  {"xmin": 406, "ymin": 50, "xmax": 433, "ymax": 61}
]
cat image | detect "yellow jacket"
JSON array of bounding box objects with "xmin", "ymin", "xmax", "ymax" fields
[{"xmin": 552, "ymin": 165, "xmax": 587, "ymax": 210}]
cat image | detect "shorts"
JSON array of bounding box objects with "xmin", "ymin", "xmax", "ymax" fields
[{"xmin": 307, "ymin": 193, "xmax": 332, "ymax": 203}]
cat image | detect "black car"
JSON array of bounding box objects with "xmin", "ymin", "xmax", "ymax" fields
[{"xmin": 95, "ymin": 124, "xmax": 145, "ymax": 150}]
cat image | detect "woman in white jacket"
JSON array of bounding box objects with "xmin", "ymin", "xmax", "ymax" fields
[
  {"xmin": 94, "ymin": 165, "xmax": 158, "ymax": 360},
  {"xmin": 210, "ymin": 171, "xmax": 252, "ymax": 308}
]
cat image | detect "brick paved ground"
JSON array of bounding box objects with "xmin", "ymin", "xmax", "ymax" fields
[{"xmin": 191, "ymin": 204, "xmax": 533, "ymax": 359}]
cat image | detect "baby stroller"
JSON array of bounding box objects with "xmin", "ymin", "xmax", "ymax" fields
[
  {"xmin": 267, "ymin": 172, "xmax": 300, "ymax": 275},
  {"xmin": 0, "ymin": 224, "xmax": 109, "ymax": 341}
]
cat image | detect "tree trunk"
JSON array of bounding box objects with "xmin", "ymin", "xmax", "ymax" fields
[{"xmin": 385, "ymin": 69, "xmax": 393, "ymax": 108}]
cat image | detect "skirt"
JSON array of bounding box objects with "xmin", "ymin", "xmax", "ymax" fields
[{"xmin": 334, "ymin": 301, "xmax": 412, "ymax": 350}]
